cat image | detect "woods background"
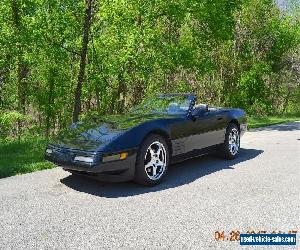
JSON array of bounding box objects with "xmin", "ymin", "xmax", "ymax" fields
[{"xmin": 0, "ymin": 0, "xmax": 299, "ymax": 140}]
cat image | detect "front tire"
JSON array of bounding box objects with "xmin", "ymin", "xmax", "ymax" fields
[
  {"xmin": 134, "ymin": 134, "xmax": 169, "ymax": 186},
  {"xmin": 220, "ymin": 123, "xmax": 240, "ymax": 159}
]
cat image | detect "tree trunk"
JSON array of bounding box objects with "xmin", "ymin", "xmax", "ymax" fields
[
  {"xmin": 116, "ymin": 70, "xmax": 126, "ymax": 113},
  {"xmin": 17, "ymin": 63, "xmax": 28, "ymax": 114},
  {"xmin": 95, "ymin": 85, "xmax": 101, "ymax": 113},
  {"xmin": 283, "ymin": 88, "xmax": 292, "ymax": 113},
  {"xmin": 11, "ymin": 0, "xmax": 29, "ymax": 139},
  {"xmin": 72, "ymin": 0, "xmax": 93, "ymax": 122},
  {"xmin": 45, "ymin": 69, "xmax": 55, "ymax": 137}
]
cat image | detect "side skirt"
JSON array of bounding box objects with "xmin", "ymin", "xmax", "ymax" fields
[{"xmin": 170, "ymin": 144, "xmax": 222, "ymax": 164}]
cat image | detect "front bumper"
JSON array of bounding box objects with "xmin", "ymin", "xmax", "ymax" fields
[{"xmin": 45, "ymin": 148, "xmax": 138, "ymax": 182}]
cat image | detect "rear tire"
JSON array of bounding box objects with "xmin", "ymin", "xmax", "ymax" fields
[
  {"xmin": 219, "ymin": 123, "xmax": 240, "ymax": 160},
  {"xmin": 134, "ymin": 134, "xmax": 169, "ymax": 186}
]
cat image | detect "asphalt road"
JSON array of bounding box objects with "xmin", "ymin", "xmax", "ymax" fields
[{"xmin": 0, "ymin": 122, "xmax": 299, "ymax": 250}]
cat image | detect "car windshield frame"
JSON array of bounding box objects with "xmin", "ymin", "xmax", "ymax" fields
[{"xmin": 129, "ymin": 94, "xmax": 196, "ymax": 116}]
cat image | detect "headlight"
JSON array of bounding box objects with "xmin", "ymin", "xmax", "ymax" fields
[{"xmin": 74, "ymin": 156, "xmax": 94, "ymax": 163}]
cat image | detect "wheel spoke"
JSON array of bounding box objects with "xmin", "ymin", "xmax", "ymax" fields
[
  {"xmin": 152, "ymin": 165, "xmax": 157, "ymax": 177},
  {"xmin": 157, "ymin": 148, "xmax": 162, "ymax": 158},
  {"xmin": 149, "ymin": 148, "xmax": 156, "ymax": 158},
  {"xmin": 145, "ymin": 162, "xmax": 153, "ymax": 168},
  {"xmin": 232, "ymin": 144, "xmax": 236, "ymax": 154},
  {"xmin": 158, "ymin": 158, "xmax": 166, "ymax": 166}
]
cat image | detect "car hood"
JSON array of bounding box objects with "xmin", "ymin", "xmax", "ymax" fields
[{"xmin": 52, "ymin": 112, "xmax": 178, "ymax": 151}]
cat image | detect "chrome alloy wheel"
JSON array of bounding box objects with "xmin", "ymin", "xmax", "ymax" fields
[
  {"xmin": 144, "ymin": 141, "xmax": 167, "ymax": 180},
  {"xmin": 228, "ymin": 128, "xmax": 240, "ymax": 155}
]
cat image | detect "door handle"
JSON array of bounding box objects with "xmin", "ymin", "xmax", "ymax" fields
[{"xmin": 216, "ymin": 115, "xmax": 223, "ymax": 120}]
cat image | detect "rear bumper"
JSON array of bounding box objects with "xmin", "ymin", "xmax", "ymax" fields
[{"xmin": 45, "ymin": 150, "xmax": 138, "ymax": 182}]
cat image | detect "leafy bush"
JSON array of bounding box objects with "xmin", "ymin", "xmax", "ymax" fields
[
  {"xmin": 0, "ymin": 111, "xmax": 32, "ymax": 139},
  {"xmin": 236, "ymin": 63, "xmax": 273, "ymax": 115}
]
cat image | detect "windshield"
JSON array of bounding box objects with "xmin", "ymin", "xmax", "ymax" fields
[{"xmin": 129, "ymin": 94, "xmax": 195, "ymax": 115}]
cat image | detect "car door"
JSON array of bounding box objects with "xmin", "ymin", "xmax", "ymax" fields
[
  {"xmin": 186, "ymin": 109, "xmax": 227, "ymax": 152},
  {"xmin": 169, "ymin": 117, "xmax": 195, "ymax": 156}
]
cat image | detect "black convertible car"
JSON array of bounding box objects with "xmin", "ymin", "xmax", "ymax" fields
[{"xmin": 45, "ymin": 94, "xmax": 247, "ymax": 186}]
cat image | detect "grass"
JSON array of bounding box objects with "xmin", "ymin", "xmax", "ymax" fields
[
  {"xmin": 0, "ymin": 115, "xmax": 299, "ymax": 179},
  {"xmin": 0, "ymin": 137, "xmax": 54, "ymax": 179},
  {"xmin": 248, "ymin": 115, "xmax": 300, "ymax": 129}
]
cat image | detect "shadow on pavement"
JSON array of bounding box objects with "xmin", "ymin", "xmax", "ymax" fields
[
  {"xmin": 250, "ymin": 121, "xmax": 299, "ymax": 132},
  {"xmin": 61, "ymin": 148, "xmax": 263, "ymax": 198}
]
